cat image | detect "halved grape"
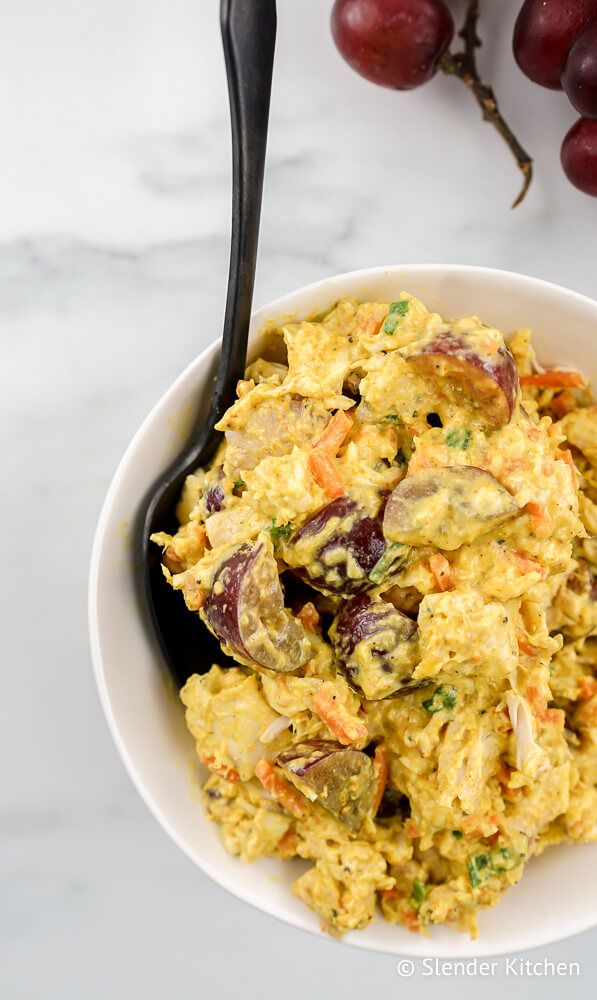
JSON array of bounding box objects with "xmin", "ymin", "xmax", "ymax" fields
[
  {"xmin": 383, "ymin": 466, "xmax": 518, "ymax": 550},
  {"xmin": 284, "ymin": 497, "xmax": 407, "ymax": 597},
  {"xmin": 331, "ymin": 595, "xmax": 419, "ymax": 699},
  {"xmin": 202, "ymin": 540, "xmax": 311, "ymax": 672},
  {"xmin": 277, "ymin": 739, "xmax": 375, "ymax": 830},
  {"xmin": 406, "ymin": 330, "xmax": 518, "ymax": 428}
]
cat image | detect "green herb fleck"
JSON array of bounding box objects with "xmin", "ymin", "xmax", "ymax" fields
[
  {"xmin": 369, "ymin": 543, "xmax": 405, "ymax": 585},
  {"xmin": 452, "ymin": 830, "xmax": 463, "ymax": 839},
  {"xmin": 497, "ymin": 538, "xmax": 505, "ymax": 545},
  {"xmin": 383, "ymin": 300, "xmax": 409, "ymax": 334},
  {"xmin": 467, "ymin": 853, "xmax": 492, "ymax": 889},
  {"xmin": 381, "ymin": 414, "xmax": 400, "ymax": 425},
  {"xmin": 445, "ymin": 428, "xmax": 472, "ymax": 450},
  {"xmin": 468, "ymin": 845, "xmax": 525, "ymax": 887},
  {"xmin": 267, "ymin": 519, "xmax": 293, "ymax": 544},
  {"xmin": 422, "ymin": 685, "xmax": 457, "ymax": 714},
  {"xmin": 410, "ymin": 879, "xmax": 428, "ymax": 911},
  {"xmin": 233, "ymin": 479, "xmax": 246, "ymax": 491},
  {"xmin": 492, "ymin": 847, "xmax": 522, "ymax": 873},
  {"xmin": 389, "ymin": 299, "xmax": 409, "ymax": 316}
]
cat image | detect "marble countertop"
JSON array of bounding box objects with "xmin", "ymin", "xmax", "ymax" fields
[{"xmin": 2, "ymin": 1, "xmax": 596, "ymax": 996}]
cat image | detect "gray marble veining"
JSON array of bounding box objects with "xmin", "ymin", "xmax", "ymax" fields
[{"xmin": 2, "ymin": 1, "xmax": 596, "ymax": 997}]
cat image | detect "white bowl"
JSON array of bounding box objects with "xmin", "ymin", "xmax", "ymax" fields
[{"xmin": 89, "ymin": 264, "xmax": 597, "ymax": 957}]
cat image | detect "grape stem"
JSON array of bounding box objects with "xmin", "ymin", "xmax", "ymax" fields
[{"xmin": 439, "ymin": 0, "xmax": 532, "ymax": 208}]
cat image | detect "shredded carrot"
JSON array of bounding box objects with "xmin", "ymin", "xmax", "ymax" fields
[
  {"xmin": 405, "ymin": 820, "xmax": 422, "ymax": 840},
  {"xmin": 302, "ymin": 659, "xmax": 319, "ymax": 677},
  {"xmin": 308, "ymin": 449, "xmax": 344, "ymax": 498},
  {"xmin": 429, "ymin": 553, "xmax": 454, "ymax": 592},
  {"xmin": 496, "ymin": 761, "xmax": 523, "ymax": 800},
  {"xmin": 461, "ymin": 815, "xmax": 482, "ymax": 838},
  {"xmin": 551, "ymin": 390, "xmax": 577, "ymax": 418},
  {"xmin": 165, "ymin": 525, "xmax": 207, "ymax": 571},
  {"xmin": 201, "ymin": 755, "xmax": 239, "ymax": 783},
  {"xmin": 358, "ymin": 314, "xmax": 383, "ymax": 336},
  {"xmin": 311, "ymin": 684, "xmax": 368, "ymax": 745},
  {"xmin": 403, "ymin": 909, "xmax": 421, "ymax": 932},
  {"xmin": 520, "ymin": 370, "xmax": 585, "ymax": 389},
  {"xmin": 577, "ymin": 676, "xmax": 597, "ymax": 701},
  {"xmin": 525, "ymin": 501, "xmax": 553, "ymax": 539},
  {"xmin": 379, "ymin": 887, "xmax": 402, "ymax": 902},
  {"xmin": 308, "ymin": 411, "xmax": 353, "ymax": 497},
  {"xmin": 518, "ymin": 639, "xmax": 539, "ymax": 657},
  {"xmin": 541, "ymin": 708, "xmax": 566, "ymax": 726},
  {"xmin": 513, "ymin": 551, "xmax": 548, "ymax": 579},
  {"xmin": 297, "ymin": 601, "xmax": 320, "ymax": 631},
  {"xmin": 372, "ymin": 744, "xmax": 389, "ymax": 816},
  {"xmin": 557, "ymin": 448, "xmax": 578, "ymax": 489},
  {"xmin": 461, "ymin": 813, "xmax": 499, "ymax": 839},
  {"xmin": 277, "ymin": 829, "xmax": 300, "ymax": 857},
  {"xmin": 526, "ymin": 684, "xmax": 546, "ymax": 714},
  {"xmin": 313, "ymin": 409, "xmax": 353, "ymax": 455},
  {"xmin": 254, "ymin": 760, "xmax": 308, "ymax": 819},
  {"xmin": 526, "ymin": 686, "xmax": 565, "ymax": 725}
]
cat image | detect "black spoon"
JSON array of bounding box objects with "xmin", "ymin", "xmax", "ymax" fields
[{"xmin": 136, "ymin": 0, "xmax": 277, "ymax": 688}]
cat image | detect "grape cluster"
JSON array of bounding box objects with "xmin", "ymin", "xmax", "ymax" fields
[
  {"xmin": 513, "ymin": 0, "xmax": 597, "ymax": 195},
  {"xmin": 331, "ymin": 0, "xmax": 597, "ymax": 199},
  {"xmin": 331, "ymin": 0, "xmax": 533, "ymax": 206}
]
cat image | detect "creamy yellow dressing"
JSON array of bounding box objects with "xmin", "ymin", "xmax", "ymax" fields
[{"xmin": 152, "ymin": 295, "xmax": 597, "ymax": 938}]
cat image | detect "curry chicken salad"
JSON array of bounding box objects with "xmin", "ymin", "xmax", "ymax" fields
[{"xmin": 151, "ymin": 294, "xmax": 597, "ymax": 938}]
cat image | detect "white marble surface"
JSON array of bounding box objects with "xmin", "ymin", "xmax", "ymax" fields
[{"xmin": 2, "ymin": 1, "xmax": 596, "ymax": 996}]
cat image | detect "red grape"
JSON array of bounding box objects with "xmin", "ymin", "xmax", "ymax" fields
[
  {"xmin": 284, "ymin": 496, "xmax": 399, "ymax": 597},
  {"xmin": 405, "ymin": 329, "xmax": 519, "ymax": 428},
  {"xmin": 561, "ymin": 18, "xmax": 597, "ymax": 117},
  {"xmin": 203, "ymin": 541, "xmax": 311, "ymax": 671},
  {"xmin": 561, "ymin": 117, "xmax": 597, "ymax": 195},
  {"xmin": 383, "ymin": 467, "xmax": 518, "ymax": 550},
  {"xmin": 277, "ymin": 741, "xmax": 375, "ymax": 830},
  {"xmin": 331, "ymin": 0, "xmax": 454, "ymax": 90},
  {"xmin": 513, "ymin": 0, "xmax": 597, "ymax": 90}
]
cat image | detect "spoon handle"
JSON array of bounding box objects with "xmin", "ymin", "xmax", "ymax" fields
[{"xmin": 215, "ymin": 0, "xmax": 277, "ymax": 416}]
